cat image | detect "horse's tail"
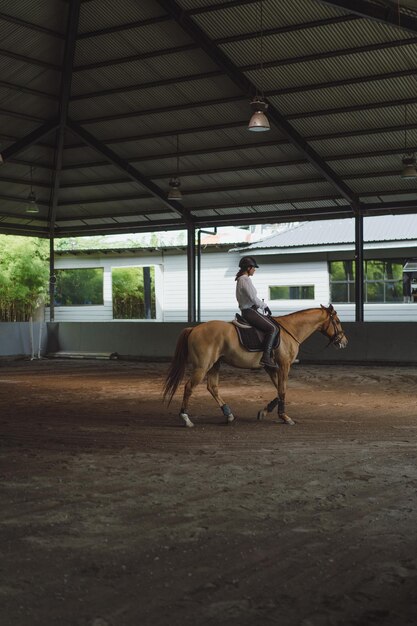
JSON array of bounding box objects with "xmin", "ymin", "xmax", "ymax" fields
[{"xmin": 163, "ymin": 327, "xmax": 194, "ymax": 405}]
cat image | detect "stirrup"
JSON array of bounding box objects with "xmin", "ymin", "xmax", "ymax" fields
[{"xmin": 260, "ymin": 356, "xmax": 278, "ymax": 369}]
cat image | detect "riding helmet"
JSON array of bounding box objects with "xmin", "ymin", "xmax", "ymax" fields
[{"xmin": 239, "ymin": 256, "xmax": 259, "ymax": 270}]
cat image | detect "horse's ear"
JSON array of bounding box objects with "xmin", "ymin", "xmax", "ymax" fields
[
  {"xmin": 328, "ymin": 303, "xmax": 334, "ymax": 311},
  {"xmin": 320, "ymin": 304, "xmax": 326, "ymax": 311}
]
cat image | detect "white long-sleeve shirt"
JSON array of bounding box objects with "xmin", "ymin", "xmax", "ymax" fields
[{"xmin": 236, "ymin": 274, "xmax": 267, "ymax": 311}]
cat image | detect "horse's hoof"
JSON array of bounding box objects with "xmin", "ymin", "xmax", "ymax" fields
[
  {"xmin": 280, "ymin": 414, "xmax": 295, "ymax": 426},
  {"xmin": 257, "ymin": 410, "xmax": 266, "ymax": 421},
  {"xmin": 180, "ymin": 413, "xmax": 194, "ymax": 428},
  {"xmin": 227, "ymin": 414, "xmax": 236, "ymax": 424}
]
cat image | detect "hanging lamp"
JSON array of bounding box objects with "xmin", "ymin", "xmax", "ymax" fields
[
  {"xmin": 168, "ymin": 135, "xmax": 183, "ymax": 200},
  {"xmin": 25, "ymin": 166, "xmax": 39, "ymax": 214},
  {"xmin": 248, "ymin": 0, "xmax": 270, "ymax": 132},
  {"xmin": 401, "ymin": 104, "xmax": 417, "ymax": 178}
]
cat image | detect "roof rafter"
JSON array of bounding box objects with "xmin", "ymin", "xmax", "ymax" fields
[
  {"xmin": 66, "ymin": 120, "xmax": 191, "ymax": 221},
  {"xmin": 0, "ymin": 47, "xmax": 60, "ymax": 71},
  {"xmin": 48, "ymin": 0, "xmax": 81, "ymax": 232},
  {"xmin": 0, "ymin": 79, "xmax": 58, "ymax": 100},
  {"xmin": 71, "ymin": 55, "xmax": 417, "ymax": 103},
  {"xmin": 1, "ymin": 120, "xmax": 59, "ymax": 161},
  {"xmin": 0, "ymin": 11, "xmax": 64, "ymax": 38},
  {"xmin": 74, "ymin": 14, "xmax": 355, "ymax": 71},
  {"xmin": 66, "ymin": 3, "xmax": 361, "ymax": 206},
  {"xmin": 316, "ymin": 0, "xmax": 417, "ymax": 34}
]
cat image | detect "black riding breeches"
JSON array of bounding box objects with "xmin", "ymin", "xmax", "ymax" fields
[{"xmin": 241, "ymin": 308, "xmax": 278, "ymax": 342}]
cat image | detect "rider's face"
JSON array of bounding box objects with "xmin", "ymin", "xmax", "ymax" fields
[{"xmin": 248, "ymin": 266, "xmax": 256, "ymax": 276}]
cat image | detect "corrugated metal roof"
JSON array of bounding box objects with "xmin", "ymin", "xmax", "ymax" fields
[
  {"xmin": 1, "ymin": 0, "xmax": 417, "ymax": 238},
  {"xmin": 245, "ymin": 214, "xmax": 417, "ymax": 249}
]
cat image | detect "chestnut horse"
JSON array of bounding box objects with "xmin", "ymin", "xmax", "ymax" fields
[{"xmin": 163, "ymin": 305, "xmax": 347, "ymax": 427}]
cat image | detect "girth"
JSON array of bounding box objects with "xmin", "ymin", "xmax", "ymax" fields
[{"xmin": 232, "ymin": 314, "xmax": 280, "ymax": 352}]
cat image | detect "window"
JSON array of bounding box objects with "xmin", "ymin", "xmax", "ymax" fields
[
  {"xmin": 269, "ymin": 285, "xmax": 315, "ymax": 300},
  {"xmin": 329, "ymin": 260, "xmax": 403, "ymax": 303},
  {"xmin": 54, "ymin": 268, "xmax": 103, "ymax": 305},
  {"xmin": 112, "ymin": 266, "xmax": 156, "ymax": 319}
]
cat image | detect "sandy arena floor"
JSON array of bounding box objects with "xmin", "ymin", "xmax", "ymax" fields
[{"xmin": 1, "ymin": 358, "xmax": 417, "ymax": 626}]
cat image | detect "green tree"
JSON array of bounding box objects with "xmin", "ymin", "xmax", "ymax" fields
[
  {"xmin": 54, "ymin": 268, "xmax": 103, "ymax": 305},
  {"xmin": 112, "ymin": 267, "xmax": 155, "ymax": 319},
  {"xmin": 0, "ymin": 236, "xmax": 49, "ymax": 321}
]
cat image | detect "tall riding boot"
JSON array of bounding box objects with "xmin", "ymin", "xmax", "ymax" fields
[{"xmin": 260, "ymin": 330, "xmax": 278, "ymax": 368}]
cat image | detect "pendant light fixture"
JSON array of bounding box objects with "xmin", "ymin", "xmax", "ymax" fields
[
  {"xmin": 25, "ymin": 166, "xmax": 39, "ymax": 214},
  {"xmin": 168, "ymin": 135, "xmax": 183, "ymax": 200},
  {"xmin": 401, "ymin": 104, "xmax": 417, "ymax": 178},
  {"xmin": 248, "ymin": 0, "xmax": 270, "ymax": 132}
]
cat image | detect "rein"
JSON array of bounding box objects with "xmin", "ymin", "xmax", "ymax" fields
[
  {"xmin": 276, "ymin": 321, "xmax": 300, "ymax": 345},
  {"xmin": 276, "ymin": 307, "xmax": 344, "ymax": 351}
]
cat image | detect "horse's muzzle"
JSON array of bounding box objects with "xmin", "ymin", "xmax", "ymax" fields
[{"xmin": 335, "ymin": 333, "xmax": 348, "ymax": 349}]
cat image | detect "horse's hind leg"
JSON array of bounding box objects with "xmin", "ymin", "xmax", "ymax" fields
[
  {"xmin": 207, "ymin": 361, "xmax": 236, "ymax": 424},
  {"xmin": 179, "ymin": 367, "xmax": 206, "ymax": 428}
]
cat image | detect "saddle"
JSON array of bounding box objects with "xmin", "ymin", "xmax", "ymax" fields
[{"xmin": 232, "ymin": 313, "xmax": 281, "ymax": 352}]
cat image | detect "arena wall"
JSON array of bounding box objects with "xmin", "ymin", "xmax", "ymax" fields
[
  {"xmin": 45, "ymin": 321, "xmax": 417, "ymax": 364},
  {"xmin": 2, "ymin": 321, "xmax": 417, "ymax": 364}
]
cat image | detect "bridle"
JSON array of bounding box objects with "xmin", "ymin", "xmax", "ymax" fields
[{"xmin": 320, "ymin": 307, "xmax": 345, "ymax": 347}]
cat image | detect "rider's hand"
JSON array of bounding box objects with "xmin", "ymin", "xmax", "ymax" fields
[{"xmin": 264, "ymin": 306, "xmax": 272, "ymax": 316}]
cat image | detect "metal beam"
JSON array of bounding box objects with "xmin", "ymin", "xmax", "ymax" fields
[
  {"xmin": 71, "ymin": 62, "xmax": 417, "ymax": 108},
  {"xmin": 1, "ymin": 120, "xmax": 59, "ymax": 161},
  {"xmin": 354, "ymin": 208, "xmax": 364, "ymax": 322},
  {"xmin": 63, "ymin": 116, "xmax": 417, "ymax": 169},
  {"xmin": 0, "ymin": 107, "xmax": 45, "ymax": 123},
  {"xmin": 187, "ymin": 223, "xmax": 197, "ymax": 323},
  {"xmin": 0, "ymin": 194, "xmax": 49, "ymax": 207},
  {"xmin": 0, "ymin": 79, "xmax": 58, "ymax": 100},
  {"xmin": 66, "ymin": 120, "xmax": 191, "ymax": 221},
  {"xmin": 74, "ymin": 37, "xmax": 417, "ymax": 97},
  {"xmin": 0, "ymin": 12, "xmax": 64, "ymax": 38},
  {"xmin": 0, "ymin": 47, "xmax": 60, "ymax": 71},
  {"xmin": 74, "ymin": 14, "xmax": 355, "ymax": 71},
  {"xmin": 78, "ymin": 79, "xmax": 417, "ymax": 125},
  {"xmin": 316, "ymin": 0, "xmax": 417, "ymax": 35},
  {"xmin": 48, "ymin": 0, "xmax": 81, "ymax": 245}
]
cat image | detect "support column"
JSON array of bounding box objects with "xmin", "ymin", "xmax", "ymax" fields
[
  {"xmin": 354, "ymin": 209, "xmax": 364, "ymax": 322},
  {"xmin": 49, "ymin": 236, "xmax": 56, "ymax": 322},
  {"xmin": 187, "ymin": 223, "xmax": 196, "ymax": 323},
  {"xmin": 143, "ymin": 266, "xmax": 152, "ymax": 319}
]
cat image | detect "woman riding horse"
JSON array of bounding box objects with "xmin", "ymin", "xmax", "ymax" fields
[{"xmin": 235, "ymin": 256, "xmax": 278, "ymax": 369}]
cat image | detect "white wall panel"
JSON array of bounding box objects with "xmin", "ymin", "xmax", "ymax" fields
[{"xmin": 45, "ymin": 251, "xmax": 417, "ymax": 323}]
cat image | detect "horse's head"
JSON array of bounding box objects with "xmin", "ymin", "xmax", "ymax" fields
[{"xmin": 320, "ymin": 304, "xmax": 348, "ymax": 349}]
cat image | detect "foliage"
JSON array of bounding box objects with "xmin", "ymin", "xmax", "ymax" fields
[
  {"xmin": 329, "ymin": 259, "xmax": 403, "ymax": 303},
  {"xmin": 54, "ymin": 268, "xmax": 104, "ymax": 305},
  {"xmin": 112, "ymin": 267, "xmax": 156, "ymax": 319},
  {"xmin": 0, "ymin": 236, "xmax": 49, "ymax": 321}
]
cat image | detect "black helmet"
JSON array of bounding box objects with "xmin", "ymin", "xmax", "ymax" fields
[{"xmin": 239, "ymin": 256, "xmax": 259, "ymax": 270}]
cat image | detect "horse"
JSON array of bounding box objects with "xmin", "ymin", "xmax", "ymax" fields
[{"xmin": 163, "ymin": 304, "xmax": 348, "ymax": 427}]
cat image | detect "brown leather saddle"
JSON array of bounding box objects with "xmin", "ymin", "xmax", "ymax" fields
[{"xmin": 232, "ymin": 313, "xmax": 281, "ymax": 352}]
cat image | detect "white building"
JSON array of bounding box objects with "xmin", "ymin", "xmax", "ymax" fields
[{"xmin": 47, "ymin": 216, "xmax": 417, "ymax": 323}]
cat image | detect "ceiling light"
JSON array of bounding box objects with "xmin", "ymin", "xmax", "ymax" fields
[
  {"xmin": 25, "ymin": 166, "xmax": 39, "ymax": 214},
  {"xmin": 248, "ymin": 97, "xmax": 270, "ymax": 132},
  {"xmin": 168, "ymin": 176, "xmax": 182, "ymax": 200},
  {"xmin": 401, "ymin": 104, "xmax": 416, "ymax": 178},
  {"xmin": 248, "ymin": 0, "xmax": 270, "ymax": 132},
  {"xmin": 401, "ymin": 153, "xmax": 417, "ymax": 178},
  {"xmin": 168, "ymin": 135, "xmax": 183, "ymax": 200}
]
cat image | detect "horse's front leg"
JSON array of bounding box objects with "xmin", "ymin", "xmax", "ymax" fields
[
  {"xmin": 257, "ymin": 366, "xmax": 279, "ymax": 421},
  {"xmin": 277, "ymin": 364, "xmax": 295, "ymax": 425},
  {"xmin": 207, "ymin": 361, "xmax": 236, "ymax": 424}
]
